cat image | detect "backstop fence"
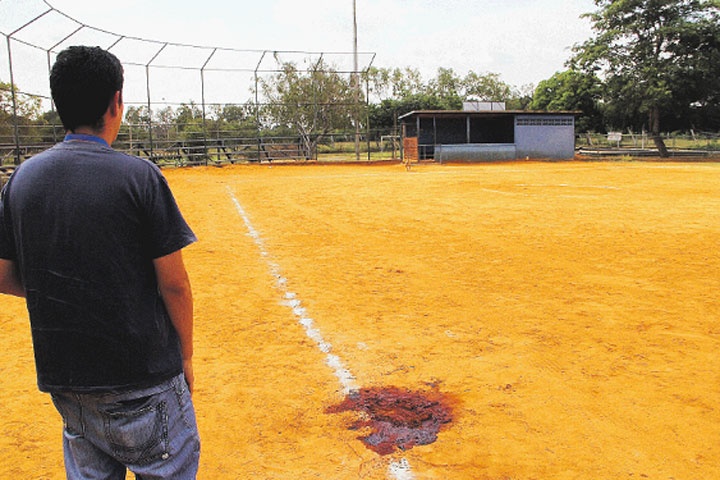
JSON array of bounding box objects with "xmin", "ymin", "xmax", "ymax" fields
[{"xmin": 1, "ymin": 0, "xmax": 387, "ymax": 167}]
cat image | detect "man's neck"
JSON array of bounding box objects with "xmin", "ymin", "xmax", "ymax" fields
[
  {"xmin": 64, "ymin": 133, "xmax": 109, "ymax": 147},
  {"xmin": 69, "ymin": 127, "xmax": 114, "ymax": 146}
]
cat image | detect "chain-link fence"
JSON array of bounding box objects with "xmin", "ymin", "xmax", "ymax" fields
[
  {"xmin": 1, "ymin": 0, "xmax": 382, "ymax": 166},
  {"xmin": 577, "ymin": 131, "xmax": 720, "ymax": 157}
]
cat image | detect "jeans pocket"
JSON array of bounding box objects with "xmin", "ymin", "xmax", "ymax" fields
[
  {"xmin": 101, "ymin": 396, "xmax": 169, "ymax": 465},
  {"xmin": 50, "ymin": 393, "xmax": 82, "ymax": 436}
]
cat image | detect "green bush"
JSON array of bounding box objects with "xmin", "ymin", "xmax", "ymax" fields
[{"xmin": 700, "ymin": 140, "xmax": 720, "ymax": 152}]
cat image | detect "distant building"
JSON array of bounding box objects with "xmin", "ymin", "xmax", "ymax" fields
[{"xmin": 399, "ymin": 109, "xmax": 579, "ymax": 162}]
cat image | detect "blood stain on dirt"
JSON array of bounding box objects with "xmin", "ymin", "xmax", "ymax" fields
[{"xmin": 326, "ymin": 386, "xmax": 455, "ymax": 455}]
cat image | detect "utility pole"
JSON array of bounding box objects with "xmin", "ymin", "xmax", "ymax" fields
[{"xmin": 353, "ymin": 0, "xmax": 360, "ymax": 162}]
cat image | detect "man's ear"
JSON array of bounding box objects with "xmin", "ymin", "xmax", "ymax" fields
[{"xmin": 109, "ymin": 90, "xmax": 122, "ymax": 116}]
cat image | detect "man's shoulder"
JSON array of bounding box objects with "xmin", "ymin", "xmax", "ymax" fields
[
  {"xmin": 109, "ymin": 149, "xmax": 161, "ymax": 171},
  {"xmin": 10, "ymin": 145, "xmax": 165, "ymax": 196},
  {"xmin": 28, "ymin": 142, "xmax": 160, "ymax": 171}
]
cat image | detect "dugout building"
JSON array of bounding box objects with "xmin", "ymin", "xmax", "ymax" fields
[{"xmin": 399, "ymin": 108, "xmax": 578, "ymax": 162}]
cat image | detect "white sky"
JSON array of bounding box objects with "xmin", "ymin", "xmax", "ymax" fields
[{"xmin": 1, "ymin": 0, "xmax": 596, "ymax": 105}]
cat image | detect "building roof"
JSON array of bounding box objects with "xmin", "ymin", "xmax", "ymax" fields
[{"xmin": 398, "ymin": 110, "xmax": 581, "ymax": 120}]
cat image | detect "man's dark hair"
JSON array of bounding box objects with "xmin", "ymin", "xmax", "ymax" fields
[{"xmin": 50, "ymin": 46, "xmax": 124, "ymax": 132}]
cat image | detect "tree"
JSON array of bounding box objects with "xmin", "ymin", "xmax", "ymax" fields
[
  {"xmin": 0, "ymin": 81, "xmax": 42, "ymax": 121},
  {"xmin": 389, "ymin": 67, "xmax": 426, "ymax": 99},
  {"xmin": 364, "ymin": 66, "xmax": 427, "ymax": 102},
  {"xmin": 1, "ymin": 81, "xmax": 44, "ymax": 163},
  {"xmin": 208, "ymin": 103, "xmax": 257, "ymax": 140},
  {"xmin": 572, "ymin": 0, "xmax": 720, "ymax": 156},
  {"xmin": 507, "ymin": 83, "xmax": 536, "ymax": 111},
  {"xmin": 365, "ymin": 67, "xmax": 521, "ymax": 134},
  {"xmin": 428, "ymin": 68, "xmax": 464, "ymax": 109},
  {"xmin": 259, "ymin": 59, "xmax": 357, "ymax": 159},
  {"xmin": 124, "ymin": 105, "xmax": 151, "ymax": 125},
  {"xmin": 530, "ymin": 70, "xmax": 604, "ymax": 132},
  {"xmin": 462, "ymin": 71, "xmax": 513, "ymax": 103}
]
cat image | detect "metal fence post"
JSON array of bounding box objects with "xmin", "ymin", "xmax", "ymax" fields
[{"xmin": 5, "ymin": 8, "xmax": 52, "ymax": 164}]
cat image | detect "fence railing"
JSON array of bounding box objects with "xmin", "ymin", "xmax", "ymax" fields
[
  {"xmin": 0, "ymin": 121, "xmax": 403, "ymax": 167},
  {"xmin": 578, "ymin": 131, "xmax": 720, "ymax": 152}
]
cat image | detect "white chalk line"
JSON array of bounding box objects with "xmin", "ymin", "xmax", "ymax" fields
[{"xmin": 226, "ymin": 186, "xmax": 413, "ymax": 480}]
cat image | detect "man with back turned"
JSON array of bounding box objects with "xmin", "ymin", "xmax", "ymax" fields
[{"xmin": 0, "ymin": 45, "xmax": 200, "ymax": 479}]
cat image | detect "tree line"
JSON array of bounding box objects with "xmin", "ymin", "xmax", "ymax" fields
[{"xmin": 2, "ymin": 0, "xmax": 719, "ymax": 159}]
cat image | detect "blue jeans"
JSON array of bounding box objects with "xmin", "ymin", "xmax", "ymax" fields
[{"xmin": 50, "ymin": 374, "xmax": 200, "ymax": 480}]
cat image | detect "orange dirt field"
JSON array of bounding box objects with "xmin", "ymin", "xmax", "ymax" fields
[{"xmin": 1, "ymin": 160, "xmax": 719, "ymax": 479}]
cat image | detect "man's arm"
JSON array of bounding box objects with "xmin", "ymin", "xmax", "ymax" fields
[
  {"xmin": 153, "ymin": 249, "xmax": 194, "ymax": 393},
  {"xmin": 0, "ymin": 258, "xmax": 25, "ymax": 298}
]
